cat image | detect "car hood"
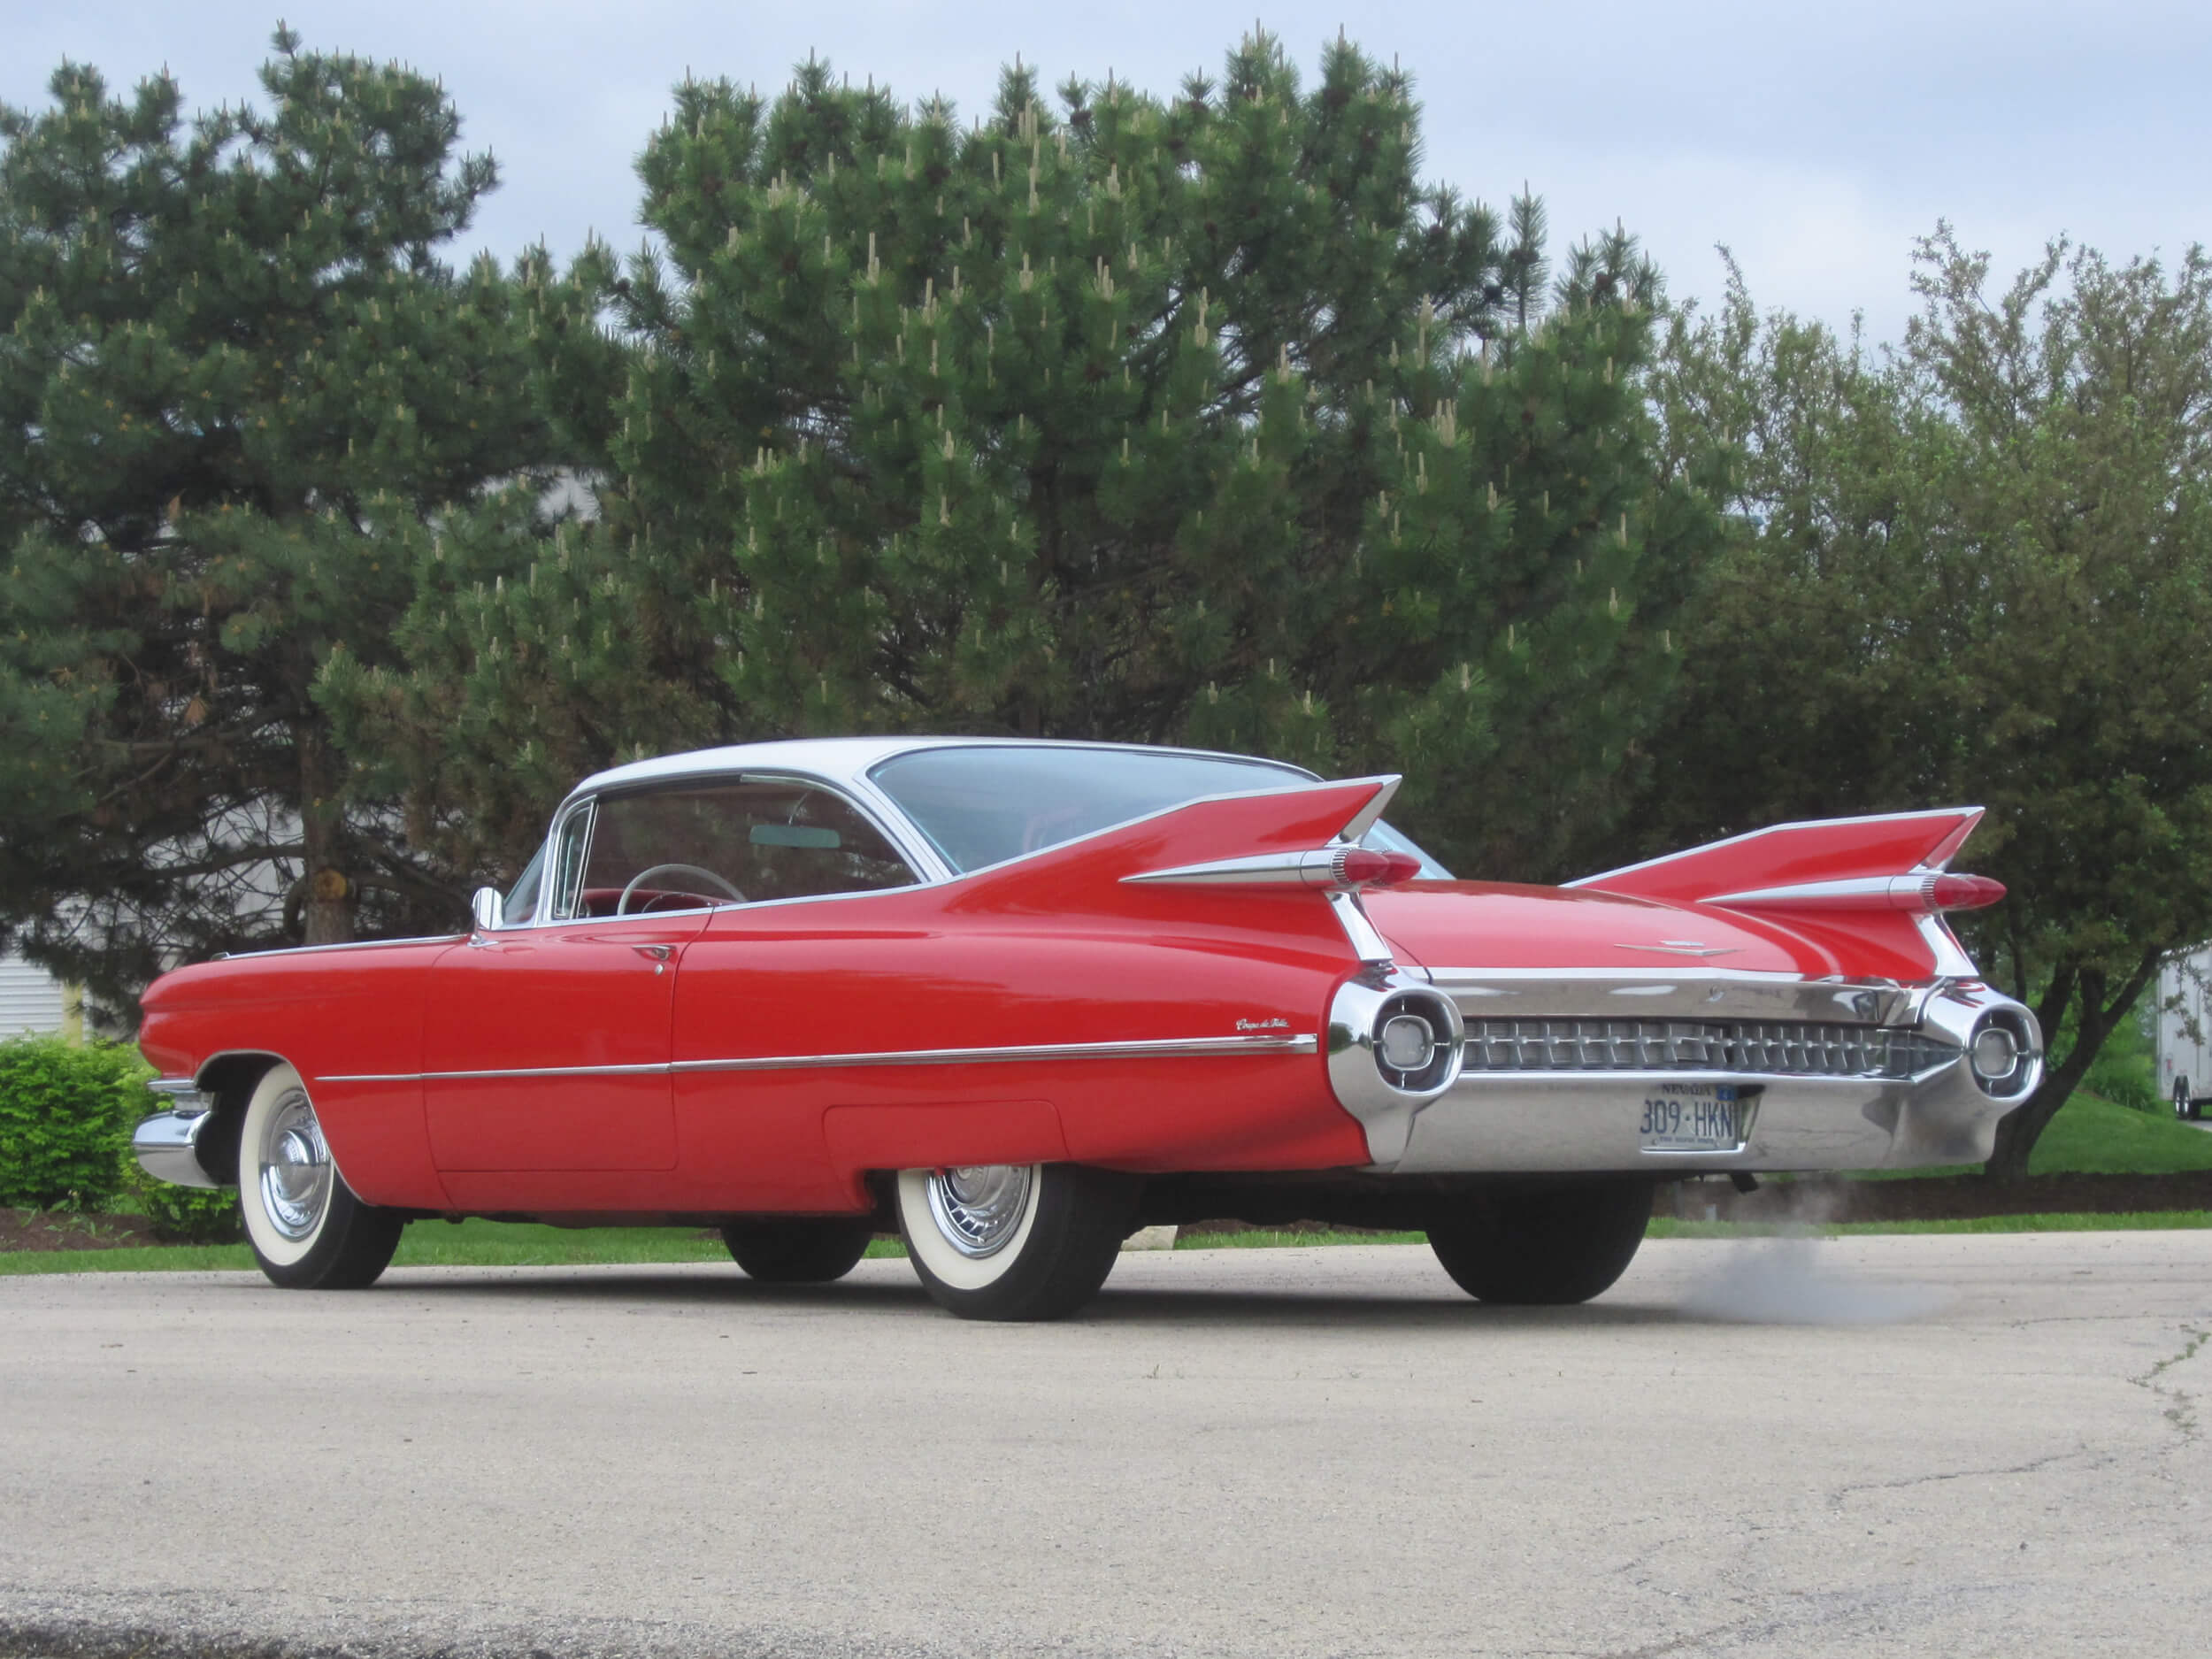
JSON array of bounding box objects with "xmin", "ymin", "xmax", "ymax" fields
[{"xmin": 1358, "ymin": 881, "xmax": 1818, "ymax": 976}]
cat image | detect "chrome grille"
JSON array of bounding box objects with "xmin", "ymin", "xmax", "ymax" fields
[{"xmin": 1460, "ymin": 1019, "xmax": 1957, "ymax": 1079}]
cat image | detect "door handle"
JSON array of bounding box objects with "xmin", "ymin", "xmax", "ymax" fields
[{"xmin": 634, "ymin": 944, "xmax": 673, "ymax": 962}]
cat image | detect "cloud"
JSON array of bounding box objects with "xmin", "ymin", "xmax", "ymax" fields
[{"xmin": 6, "ymin": 0, "xmax": 2205, "ymax": 347}]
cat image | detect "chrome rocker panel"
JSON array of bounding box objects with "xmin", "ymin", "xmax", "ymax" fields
[
  {"xmin": 134, "ymin": 1081, "xmax": 221, "ymax": 1190},
  {"xmin": 1333, "ymin": 972, "xmax": 2043, "ymax": 1174}
]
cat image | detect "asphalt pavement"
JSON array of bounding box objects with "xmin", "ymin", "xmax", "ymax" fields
[{"xmin": 3, "ymin": 1231, "xmax": 2208, "ymax": 1659}]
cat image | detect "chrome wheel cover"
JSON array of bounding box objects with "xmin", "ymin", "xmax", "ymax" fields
[
  {"xmin": 257, "ymin": 1089, "xmax": 332, "ymax": 1242},
  {"xmin": 925, "ymin": 1164, "xmax": 1034, "ymax": 1259}
]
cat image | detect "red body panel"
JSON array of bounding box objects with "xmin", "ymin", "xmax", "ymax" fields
[
  {"xmin": 1364, "ymin": 883, "xmax": 1813, "ymax": 974},
  {"xmin": 422, "ymin": 913, "xmax": 710, "ymax": 1173},
  {"xmin": 138, "ymin": 938, "xmax": 455, "ymax": 1209}
]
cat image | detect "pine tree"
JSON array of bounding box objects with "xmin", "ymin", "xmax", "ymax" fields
[
  {"xmin": 0, "ymin": 30, "xmax": 542, "ymax": 1007},
  {"xmin": 337, "ymin": 31, "xmax": 1721, "ymax": 882}
]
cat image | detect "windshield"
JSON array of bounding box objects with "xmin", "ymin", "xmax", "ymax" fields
[{"xmin": 869, "ymin": 744, "xmax": 1452, "ymax": 877}]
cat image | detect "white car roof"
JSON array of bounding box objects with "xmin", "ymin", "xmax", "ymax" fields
[{"xmin": 564, "ymin": 735, "xmax": 1308, "ymax": 803}]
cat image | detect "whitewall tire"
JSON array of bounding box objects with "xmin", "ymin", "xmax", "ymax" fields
[
  {"xmin": 895, "ymin": 1163, "xmax": 1141, "ymax": 1321},
  {"xmin": 237, "ymin": 1064, "xmax": 404, "ymax": 1289}
]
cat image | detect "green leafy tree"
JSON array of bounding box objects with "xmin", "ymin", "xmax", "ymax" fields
[
  {"xmin": 333, "ymin": 31, "xmax": 1721, "ymax": 887},
  {"xmin": 0, "ymin": 30, "xmax": 543, "ymax": 1007},
  {"xmin": 1642, "ymin": 231, "xmax": 2212, "ymax": 1179}
]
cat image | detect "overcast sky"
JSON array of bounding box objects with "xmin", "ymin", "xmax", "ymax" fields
[{"xmin": 8, "ymin": 1, "xmax": 2206, "ymax": 347}]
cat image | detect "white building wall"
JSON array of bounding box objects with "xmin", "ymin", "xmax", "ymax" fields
[
  {"xmin": 0, "ymin": 950, "xmax": 73, "ymax": 1040},
  {"xmin": 2156, "ymin": 949, "xmax": 2212, "ymax": 1105}
]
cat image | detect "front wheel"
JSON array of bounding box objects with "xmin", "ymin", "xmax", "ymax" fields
[
  {"xmin": 721, "ymin": 1217, "xmax": 875, "ymax": 1283},
  {"xmin": 1427, "ymin": 1179, "xmax": 1654, "ymax": 1306},
  {"xmin": 895, "ymin": 1163, "xmax": 1141, "ymax": 1321},
  {"xmin": 237, "ymin": 1064, "xmax": 404, "ymax": 1289}
]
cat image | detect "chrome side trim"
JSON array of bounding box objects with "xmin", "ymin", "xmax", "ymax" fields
[
  {"xmin": 206, "ymin": 933, "xmax": 467, "ymax": 962},
  {"xmin": 672, "ymin": 1033, "xmax": 1318, "ymax": 1073},
  {"xmin": 1425, "ymin": 968, "xmax": 1926, "ymax": 1027},
  {"xmin": 1916, "ymin": 914, "xmax": 1981, "ymax": 979},
  {"xmin": 1125, "ymin": 849, "xmax": 1346, "ymax": 887},
  {"xmin": 1706, "ymin": 874, "xmax": 1934, "ymax": 910},
  {"xmin": 1327, "ymin": 890, "xmax": 1397, "ymax": 966},
  {"xmin": 318, "ymin": 1031, "xmax": 1318, "ymax": 1086}
]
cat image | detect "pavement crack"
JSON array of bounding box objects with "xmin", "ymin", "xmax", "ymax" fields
[
  {"xmin": 2130, "ymin": 1322, "xmax": 2208, "ymax": 1439},
  {"xmin": 1827, "ymin": 1445, "xmax": 2091, "ymax": 1504}
]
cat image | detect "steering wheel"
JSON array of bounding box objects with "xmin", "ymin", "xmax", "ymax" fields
[{"xmin": 617, "ymin": 862, "xmax": 747, "ymax": 915}]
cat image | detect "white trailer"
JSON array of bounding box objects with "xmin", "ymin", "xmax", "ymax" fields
[{"xmin": 2155, "ymin": 949, "xmax": 2212, "ymax": 1120}]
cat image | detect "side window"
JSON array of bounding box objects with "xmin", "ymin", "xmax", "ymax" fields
[
  {"xmin": 576, "ymin": 780, "xmax": 916, "ymax": 916},
  {"xmin": 549, "ymin": 802, "xmax": 595, "ymax": 920},
  {"xmin": 502, "ymin": 848, "xmax": 546, "ymax": 927}
]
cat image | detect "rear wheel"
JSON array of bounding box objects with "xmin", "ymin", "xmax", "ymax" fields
[
  {"xmin": 721, "ymin": 1217, "xmax": 875, "ymax": 1283},
  {"xmin": 237, "ymin": 1064, "xmax": 404, "ymax": 1289},
  {"xmin": 1427, "ymin": 1179, "xmax": 1654, "ymax": 1306},
  {"xmin": 895, "ymin": 1163, "xmax": 1141, "ymax": 1321},
  {"xmin": 2177, "ymin": 1078, "xmax": 2197, "ymax": 1122}
]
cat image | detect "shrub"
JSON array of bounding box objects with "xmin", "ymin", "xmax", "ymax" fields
[
  {"xmin": 119, "ymin": 1160, "xmax": 241, "ymax": 1243},
  {"xmin": 0, "ymin": 1036, "xmax": 152, "ymax": 1210}
]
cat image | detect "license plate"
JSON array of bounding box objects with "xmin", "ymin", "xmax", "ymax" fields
[{"xmin": 1638, "ymin": 1083, "xmax": 1747, "ymax": 1152}]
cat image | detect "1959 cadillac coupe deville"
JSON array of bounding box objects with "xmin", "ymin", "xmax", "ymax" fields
[{"xmin": 134, "ymin": 738, "xmax": 2041, "ymax": 1319}]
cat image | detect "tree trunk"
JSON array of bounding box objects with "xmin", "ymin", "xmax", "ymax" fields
[
  {"xmin": 1982, "ymin": 950, "xmax": 2158, "ymax": 1180},
  {"xmin": 296, "ymin": 725, "xmax": 353, "ymax": 947}
]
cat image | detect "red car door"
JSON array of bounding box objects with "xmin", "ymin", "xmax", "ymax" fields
[{"xmin": 422, "ymin": 910, "xmax": 710, "ymax": 1171}]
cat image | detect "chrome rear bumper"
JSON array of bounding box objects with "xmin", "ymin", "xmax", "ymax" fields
[
  {"xmin": 1333, "ymin": 971, "xmax": 2042, "ymax": 1174},
  {"xmin": 133, "ymin": 1081, "xmax": 222, "ymax": 1189}
]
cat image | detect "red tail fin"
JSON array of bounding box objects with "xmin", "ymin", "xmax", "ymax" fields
[
  {"xmin": 943, "ymin": 775, "xmax": 1401, "ymax": 916},
  {"xmin": 1571, "ymin": 809, "xmax": 1991, "ymax": 980},
  {"xmin": 1569, "ymin": 808, "xmax": 1985, "ymax": 906}
]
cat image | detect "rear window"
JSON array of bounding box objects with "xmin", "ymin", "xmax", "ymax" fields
[{"xmin": 869, "ymin": 746, "xmax": 1314, "ymax": 874}]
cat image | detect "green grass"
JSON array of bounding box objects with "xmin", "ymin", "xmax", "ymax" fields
[
  {"xmin": 5, "ymin": 1089, "xmax": 2208, "ymax": 1278},
  {"xmin": 0, "ymin": 1217, "xmax": 915, "ymax": 1278},
  {"xmin": 1648, "ymin": 1210, "xmax": 2212, "ymax": 1238},
  {"xmin": 1178, "ymin": 1214, "xmax": 2212, "ymax": 1248},
  {"xmin": 1175, "ymin": 1227, "xmax": 1426, "ymax": 1249},
  {"xmin": 1847, "ymin": 1088, "xmax": 2212, "ymax": 1180}
]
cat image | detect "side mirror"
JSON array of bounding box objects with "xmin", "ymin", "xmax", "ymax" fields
[{"xmin": 470, "ymin": 887, "xmax": 505, "ymax": 933}]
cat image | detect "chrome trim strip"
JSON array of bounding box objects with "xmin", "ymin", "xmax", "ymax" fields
[
  {"xmin": 206, "ymin": 933, "xmax": 468, "ymax": 962},
  {"xmin": 1706, "ymin": 874, "xmax": 1929, "ymax": 910},
  {"xmin": 1123, "ymin": 849, "xmax": 1340, "ymax": 887},
  {"xmin": 1327, "ymin": 890, "xmax": 1397, "ymax": 966},
  {"xmin": 676, "ymin": 1033, "xmax": 1318, "ymax": 1073},
  {"xmin": 318, "ymin": 1032, "xmax": 1318, "ymax": 1086},
  {"xmin": 1424, "ymin": 967, "xmax": 1926, "ymax": 1027}
]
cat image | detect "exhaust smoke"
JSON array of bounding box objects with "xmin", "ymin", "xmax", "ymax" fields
[{"xmin": 1677, "ymin": 1185, "xmax": 1949, "ymax": 1325}]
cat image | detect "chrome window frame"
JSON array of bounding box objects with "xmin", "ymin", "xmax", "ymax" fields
[{"xmin": 497, "ymin": 769, "xmax": 939, "ymax": 931}]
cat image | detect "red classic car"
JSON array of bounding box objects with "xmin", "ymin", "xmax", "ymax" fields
[{"xmin": 134, "ymin": 738, "xmax": 2041, "ymax": 1319}]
